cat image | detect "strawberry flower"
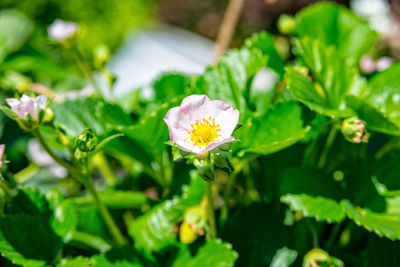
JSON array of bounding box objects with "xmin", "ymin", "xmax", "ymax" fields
[
  {"xmin": 164, "ymin": 95, "xmax": 239, "ymax": 154},
  {"xmin": 6, "ymin": 94, "xmax": 47, "ymax": 120},
  {"xmin": 48, "ymin": 19, "xmax": 78, "ymax": 42}
]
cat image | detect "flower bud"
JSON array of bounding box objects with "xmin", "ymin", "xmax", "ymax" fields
[
  {"xmin": 94, "ymin": 44, "xmax": 110, "ymax": 69},
  {"xmin": 341, "ymin": 117, "xmax": 369, "ymax": 143},
  {"xmin": 76, "ymin": 128, "xmax": 98, "ymax": 152},
  {"xmin": 41, "ymin": 107, "xmax": 55, "ymax": 125},
  {"xmin": 48, "ymin": 19, "xmax": 79, "ymax": 47},
  {"xmin": 214, "ymin": 153, "xmax": 234, "ymax": 173},
  {"xmin": 197, "ymin": 165, "xmax": 215, "ymax": 182},
  {"xmin": 278, "ymin": 14, "xmax": 296, "ymax": 35}
]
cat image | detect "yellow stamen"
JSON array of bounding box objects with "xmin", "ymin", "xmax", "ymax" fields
[{"xmin": 188, "ymin": 116, "xmax": 220, "ymax": 148}]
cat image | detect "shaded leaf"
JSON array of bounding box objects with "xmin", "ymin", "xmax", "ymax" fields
[
  {"xmin": 234, "ymin": 101, "xmax": 309, "ymax": 157},
  {"xmin": 295, "ymin": 2, "xmax": 376, "ymax": 65},
  {"xmin": 128, "ymin": 174, "xmax": 204, "ymax": 252},
  {"xmin": 172, "ymin": 240, "xmax": 238, "ymax": 267},
  {"xmin": 245, "ymin": 31, "xmax": 285, "ymax": 77}
]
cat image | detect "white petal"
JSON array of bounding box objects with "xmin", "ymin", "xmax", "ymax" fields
[
  {"xmin": 6, "ymin": 98, "xmax": 20, "ymax": 108},
  {"xmin": 36, "ymin": 95, "xmax": 48, "ymax": 110},
  {"xmin": 164, "ymin": 106, "xmax": 191, "ymax": 145},
  {"xmin": 180, "ymin": 95, "xmax": 210, "ymax": 121},
  {"xmin": 199, "ymin": 136, "xmax": 236, "ymax": 154},
  {"xmin": 206, "ymin": 100, "xmax": 240, "ymax": 137}
]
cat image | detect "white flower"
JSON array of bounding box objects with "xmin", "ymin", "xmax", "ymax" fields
[
  {"xmin": 6, "ymin": 94, "xmax": 47, "ymax": 120},
  {"xmin": 0, "ymin": 144, "xmax": 4, "ymax": 169},
  {"xmin": 48, "ymin": 19, "xmax": 78, "ymax": 42},
  {"xmin": 164, "ymin": 95, "xmax": 239, "ymax": 154}
]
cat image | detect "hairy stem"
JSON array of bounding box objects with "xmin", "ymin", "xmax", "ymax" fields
[
  {"xmin": 213, "ymin": 0, "xmax": 246, "ymax": 63},
  {"xmin": 33, "ymin": 129, "xmax": 78, "ymax": 178},
  {"xmin": 73, "ymin": 48, "xmax": 102, "ymax": 96},
  {"xmin": 84, "ymin": 174, "xmax": 127, "ymax": 247},
  {"xmin": 317, "ymin": 123, "xmax": 339, "ymax": 169}
]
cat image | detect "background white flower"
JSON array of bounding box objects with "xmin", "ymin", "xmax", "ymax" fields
[
  {"xmin": 6, "ymin": 94, "xmax": 47, "ymax": 120},
  {"xmin": 0, "ymin": 144, "xmax": 4, "ymax": 169},
  {"xmin": 164, "ymin": 95, "xmax": 239, "ymax": 154},
  {"xmin": 48, "ymin": 19, "xmax": 78, "ymax": 42}
]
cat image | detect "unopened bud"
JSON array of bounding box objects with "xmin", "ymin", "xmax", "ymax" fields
[
  {"xmin": 341, "ymin": 117, "xmax": 369, "ymax": 143},
  {"xmin": 278, "ymin": 14, "xmax": 296, "ymax": 35},
  {"xmin": 41, "ymin": 107, "xmax": 54, "ymax": 125},
  {"xmin": 76, "ymin": 128, "xmax": 97, "ymax": 152},
  {"xmin": 197, "ymin": 165, "xmax": 215, "ymax": 182},
  {"xmin": 94, "ymin": 44, "xmax": 110, "ymax": 69},
  {"xmin": 214, "ymin": 153, "xmax": 234, "ymax": 173}
]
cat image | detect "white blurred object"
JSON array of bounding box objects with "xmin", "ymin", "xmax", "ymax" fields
[
  {"xmin": 360, "ymin": 55, "xmax": 376, "ymax": 74},
  {"xmin": 105, "ymin": 24, "xmax": 214, "ymax": 98},
  {"xmin": 48, "ymin": 19, "xmax": 79, "ymax": 42},
  {"xmin": 376, "ymin": 56, "xmax": 393, "ymax": 71},
  {"xmin": 351, "ymin": 0, "xmax": 395, "ymax": 35},
  {"xmin": 28, "ymin": 139, "xmax": 67, "ymax": 178}
]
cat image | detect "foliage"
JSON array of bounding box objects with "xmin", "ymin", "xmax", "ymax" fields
[{"xmin": 1, "ymin": 1, "xmax": 400, "ymax": 267}]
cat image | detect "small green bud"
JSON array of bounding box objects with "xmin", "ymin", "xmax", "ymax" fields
[
  {"xmin": 74, "ymin": 148, "xmax": 88, "ymax": 161},
  {"xmin": 76, "ymin": 128, "xmax": 98, "ymax": 152},
  {"xmin": 277, "ymin": 14, "xmax": 296, "ymax": 35},
  {"xmin": 94, "ymin": 44, "xmax": 110, "ymax": 69},
  {"xmin": 41, "ymin": 107, "xmax": 54, "ymax": 125},
  {"xmin": 214, "ymin": 153, "xmax": 234, "ymax": 173},
  {"xmin": 341, "ymin": 117, "xmax": 369, "ymax": 144},
  {"xmin": 197, "ymin": 165, "xmax": 215, "ymax": 182}
]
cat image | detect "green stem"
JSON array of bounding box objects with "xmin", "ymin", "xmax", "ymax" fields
[
  {"xmin": 375, "ymin": 137, "xmax": 400, "ymax": 159},
  {"xmin": 34, "ymin": 128, "xmax": 126, "ymax": 247},
  {"xmin": 0, "ymin": 176, "xmax": 13, "ymax": 199},
  {"xmin": 92, "ymin": 152, "xmax": 117, "ymax": 186},
  {"xmin": 73, "ymin": 48, "xmax": 102, "ymax": 96},
  {"xmin": 220, "ymin": 172, "xmax": 238, "ymax": 226},
  {"xmin": 306, "ymin": 219, "xmax": 319, "ymax": 248},
  {"xmin": 33, "ymin": 129, "xmax": 79, "ymax": 178},
  {"xmin": 317, "ymin": 123, "xmax": 339, "ymax": 169},
  {"xmin": 323, "ymin": 222, "xmax": 342, "ymax": 251},
  {"xmin": 204, "ymin": 180, "xmax": 217, "ymax": 239},
  {"xmin": 70, "ymin": 230, "xmax": 112, "ymax": 252},
  {"xmin": 84, "ymin": 175, "xmax": 126, "ymax": 247}
]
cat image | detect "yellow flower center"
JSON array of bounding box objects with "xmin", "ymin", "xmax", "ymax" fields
[{"xmin": 188, "ymin": 117, "xmax": 220, "ymax": 148}]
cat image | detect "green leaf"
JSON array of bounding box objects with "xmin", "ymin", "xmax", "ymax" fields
[
  {"xmin": 0, "ymin": 214, "xmax": 63, "ymax": 266},
  {"xmin": 57, "ymin": 256, "xmax": 91, "ymax": 267},
  {"xmin": 270, "ymin": 247, "xmax": 297, "ymax": 267},
  {"xmin": 234, "ymin": 101, "xmax": 309, "ymax": 157},
  {"xmin": 279, "ymin": 168, "xmax": 346, "ymax": 223},
  {"xmin": 295, "ymin": 2, "xmax": 376, "ymax": 65},
  {"xmin": 172, "ymin": 240, "xmax": 238, "ymax": 267},
  {"xmin": 106, "ymin": 100, "xmax": 177, "ymax": 169},
  {"xmin": 128, "ymin": 173, "xmax": 204, "ymax": 253},
  {"xmin": 288, "ymin": 37, "xmax": 362, "ymax": 116},
  {"xmin": 341, "ymin": 200, "xmax": 400, "ymax": 240},
  {"xmin": 245, "ymin": 31, "xmax": 285, "ymax": 77},
  {"xmin": 91, "ymin": 245, "xmax": 155, "ymax": 267},
  {"xmin": 0, "ymin": 10, "xmax": 33, "ymax": 60},
  {"xmin": 221, "ymin": 204, "xmax": 291, "ymax": 267},
  {"xmin": 52, "ymin": 97, "xmax": 133, "ymax": 138},
  {"xmin": 46, "ymin": 189, "xmax": 77, "ymax": 242},
  {"xmin": 281, "ymin": 194, "xmax": 345, "ymax": 223},
  {"xmin": 197, "ymin": 48, "xmax": 266, "ymax": 111},
  {"xmin": 74, "ymin": 190, "xmax": 148, "ymax": 209},
  {"xmin": 349, "ymin": 63, "xmax": 400, "ymax": 135},
  {"xmin": 346, "ymin": 95, "xmax": 400, "ymax": 135},
  {"xmin": 152, "ymin": 73, "xmax": 191, "ymax": 102}
]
